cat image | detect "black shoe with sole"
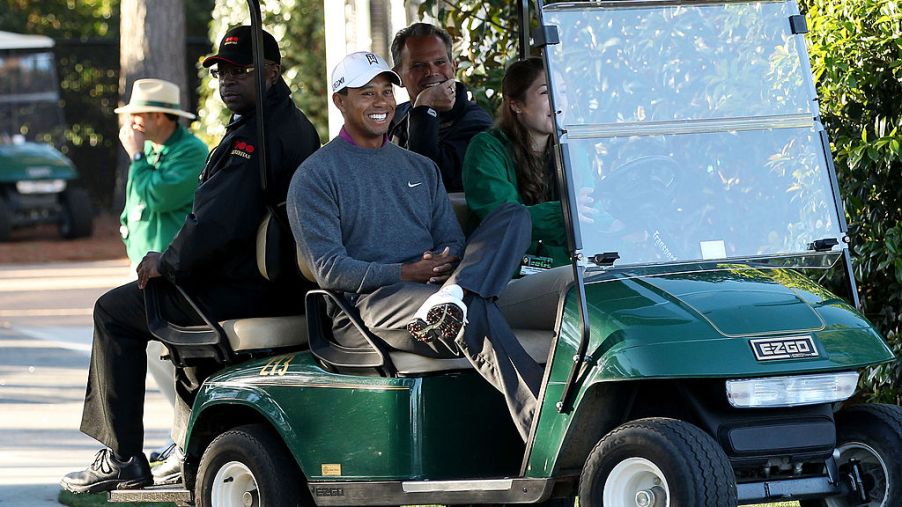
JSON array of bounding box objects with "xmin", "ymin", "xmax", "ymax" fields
[{"xmin": 60, "ymin": 449, "xmax": 152, "ymax": 494}]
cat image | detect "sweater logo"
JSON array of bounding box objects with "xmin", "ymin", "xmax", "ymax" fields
[
  {"xmin": 230, "ymin": 140, "xmax": 255, "ymax": 159},
  {"xmin": 407, "ymin": 181, "xmax": 422, "ymax": 188}
]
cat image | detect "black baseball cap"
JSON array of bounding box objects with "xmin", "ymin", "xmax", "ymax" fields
[{"xmin": 202, "ymin": 25, "xmax": 280, "ymax": 68}]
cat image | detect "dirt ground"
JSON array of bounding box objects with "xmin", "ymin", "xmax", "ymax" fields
[{"xmin": 0, "ymin": 214, "xmax": 128, "ymax": 264}]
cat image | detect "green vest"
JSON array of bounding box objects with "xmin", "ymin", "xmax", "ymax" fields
[{"xmin": 462, "ymin": 128, "xmax": 570, "ymax": 267}]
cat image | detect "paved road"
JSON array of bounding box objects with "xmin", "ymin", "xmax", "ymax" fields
[{"xmin": 0, "ymin": 260, "xmax": 171, "ymax": 506}]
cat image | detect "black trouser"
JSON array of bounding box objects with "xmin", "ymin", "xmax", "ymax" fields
[
  {"xmin": 80, "ymin": 281, "xmax": 201, "ymax": 457},
  {"xmin": 348, "ymin": 203, "xmax": 544, "ymax": 440}
]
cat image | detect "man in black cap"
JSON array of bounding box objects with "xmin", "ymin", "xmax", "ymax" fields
[{"xmin": 60, "ymin": 26, "xmax": 320, "ymax": 494}]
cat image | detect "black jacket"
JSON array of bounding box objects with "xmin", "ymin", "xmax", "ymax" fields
[
  {"xmin": 159, "ymin": 78, "xmax": 320, "ymax": 320},
  {"xmin": 388, "ymin": 82, "xmax": 492, "ymax": 193}
]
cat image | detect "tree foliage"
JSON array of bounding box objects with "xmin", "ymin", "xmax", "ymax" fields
[
  {"xmin": 803, "ymin": 0, "xmax": 902, "ymax": 403},
  {"xmin": 196, "ymin": 0, "xmax": 328, "ymax": 144}
]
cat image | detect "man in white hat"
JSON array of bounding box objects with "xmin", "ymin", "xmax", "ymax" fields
[
  {"xmin": 113, "ymin": 77, "xmax": 208, "ymax": 477},
  {"xmin": 288, "ymin": 52, "xmax": 542, "ymax": 443},
  {"xmin": 114, "ymin": 78, "xmax": 207, "ymax": 268}
]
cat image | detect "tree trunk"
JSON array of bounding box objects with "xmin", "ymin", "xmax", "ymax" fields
[{"xmin": 114, "ymin": 0, "xmax": 187, "ymax": 213}]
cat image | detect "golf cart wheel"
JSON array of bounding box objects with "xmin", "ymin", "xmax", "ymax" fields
[
  {"xmin": 799, "ymin": 404, "xmax": 902, "ymax": 507},
  {"xmin": 579, "ymin": 417, "xmax": 737, "ymax": 507},
  {"xmin": 0, "ymin": 195, "xmax": 10, "ymax": 241},
  {"xmin": 196, "ymin": 424, "xmax": 310, "ymax": 507},
  {"xmin": 58, "ymin": 187, "xmax": 93, "ymax": 239}
]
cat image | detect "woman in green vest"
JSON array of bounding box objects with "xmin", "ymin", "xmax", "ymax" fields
[{"xmin": 462, "ymin": 58, "xmax": 569, "ymax": 269}]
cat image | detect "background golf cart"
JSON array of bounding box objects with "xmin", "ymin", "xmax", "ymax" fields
[
  {"xmin": 112, "ymin": 0, "xmax": 899, "ymax": 505},
  {"xmin": 0, "ymin": 30, "xmax": 93, "ymax": 242}
]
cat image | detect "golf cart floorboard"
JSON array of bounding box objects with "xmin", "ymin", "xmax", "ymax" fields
[{"xmin": 108, "ymin": 485, "xmax": 192, "ymax": 505}]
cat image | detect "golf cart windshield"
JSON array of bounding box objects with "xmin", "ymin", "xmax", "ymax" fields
[
  {"xmin": 0, "ymin": 32, "xmax": 63, "ymax": 144},
  {"xmin": 543, "ymin": 0, "xmax": 844, "ymax": 269}
]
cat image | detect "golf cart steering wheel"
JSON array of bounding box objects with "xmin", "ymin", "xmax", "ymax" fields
[{"xmin": 593, "ymin": 155, "xmax": 696, "ymax": 261}]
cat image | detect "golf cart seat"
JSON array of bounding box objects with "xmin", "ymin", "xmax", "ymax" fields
[
  {"xmin": 301, "ymin": 194, "xmax": 564, "ymax": 376},
  {"xmin": 146, "ymin": 210, "xmax": 309, "ymax": 367}
]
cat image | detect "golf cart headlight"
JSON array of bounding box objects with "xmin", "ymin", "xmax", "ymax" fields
[
  {"xmin": 726, "ymin": 372, "xmax": 858, "ymax": 408},
  {"xmin": 16, "ymin": 179, "xmax": 66, "ymax": 194}
]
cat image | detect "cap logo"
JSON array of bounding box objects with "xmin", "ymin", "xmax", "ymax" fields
[
  {"xmin": 332, "ymin": 76, "xmax": 345, "ymax": 90},
  {"xmin": 365, "ymin": 53, "xmax": 379, "ymax": 65},
  {"xmin": 224, "ymin": 36, "xmax": 240, "ymax": 45}
]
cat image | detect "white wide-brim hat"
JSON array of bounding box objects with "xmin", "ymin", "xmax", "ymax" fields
[{"xmin": 114, "ymin": 78, "xmax": 196, "ymax": 119}]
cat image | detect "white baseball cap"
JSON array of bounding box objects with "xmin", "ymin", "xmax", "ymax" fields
[{"xmin": 331, "ymin": 51, "xmax": 401, "ymax": 93}]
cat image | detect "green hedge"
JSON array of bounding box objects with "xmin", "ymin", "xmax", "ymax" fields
[{"xmin": 802, "ymin": 0, "xmax": 902, "ymax": 403}]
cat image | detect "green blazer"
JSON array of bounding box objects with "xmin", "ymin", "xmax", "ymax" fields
[
  {"xmin": 462, "ymin": 128, "xmax": 569, "ymax": 267},
  {"xmin": 120, "ymin": 124, "xmax": 208, "ymax": 264}
]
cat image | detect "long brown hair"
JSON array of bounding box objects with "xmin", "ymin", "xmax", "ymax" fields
[{"xmin": 498, "ymin": 57, "xmax": 553, "ymax": 205}]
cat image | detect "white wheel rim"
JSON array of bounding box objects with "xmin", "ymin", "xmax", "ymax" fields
[
  {"xmin": 211, "ymin": 461, "xmax": 259, "ymax": 507},
  {"xmin": 825, "ymin": 441, "xmax": 889, "ymax": 507},
  {"xmin": 604, "ymin": 457, "xmax": 670, "ymax": 507}
]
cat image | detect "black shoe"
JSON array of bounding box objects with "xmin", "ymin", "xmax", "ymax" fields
[
  {"xmin": 151, "ymin": 447, "xmax": 183, "ymax": 485},
  {"xmin": 149, "ymin": 440, "xmax": 176, "ymax": 463},
  {"xmin": 60, "ymin": 449, "xmax": 152, "ymax": 494}
]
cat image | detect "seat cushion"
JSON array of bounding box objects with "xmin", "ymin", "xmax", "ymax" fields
[
  {"xmin": 389, "ymin": 328, "xmax": 554, "ymax": 375},
  {"xmin": 219, "ymin": 315, "xmax": 309, "ymax": 352}
]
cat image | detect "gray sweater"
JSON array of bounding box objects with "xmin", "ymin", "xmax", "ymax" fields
[{"xmin": 287, "ymin": 137, "xmax": 465, "ymax": 293}]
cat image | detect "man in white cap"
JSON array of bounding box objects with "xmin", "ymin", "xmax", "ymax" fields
[
  {"xmin": 288, "ymin": 52, "xmax": 542, "ymax": 443},
  {"xmin": 114, "ymin": 80, "xmax": 207, "ymax": 469},
  {"xmin": 61, "ymin": 26, "xmax": 320, "ymax": 494}
]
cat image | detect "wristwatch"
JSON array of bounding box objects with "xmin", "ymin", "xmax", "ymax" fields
[{"xmin": 132, "ymin": 152, "xmax": 145, "ymax": 162}]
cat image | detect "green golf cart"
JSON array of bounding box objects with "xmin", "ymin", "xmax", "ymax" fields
[
  {"xmin": 0, "ymin": 30, "xmax": 93, "ymax": 241},
  {"xmin": 111, "ymin": 0, "xmax": 899, "ymax": 505}
]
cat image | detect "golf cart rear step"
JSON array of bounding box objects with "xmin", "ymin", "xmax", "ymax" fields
[{"xmin": 108, "ymin": 485, "xmax": 192, "ymax": 505}]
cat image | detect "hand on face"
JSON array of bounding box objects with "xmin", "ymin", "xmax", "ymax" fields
[
  {"xmin": 119, "ymin": 116, "xmax": 146, "ymax": 158},
  {"xmin": 398, "ymin": 35, "xmax": 457, "ymax": 113},
  {"xmin": 413, "ymin": 78, "xmax": 456, "ymax": 112}
]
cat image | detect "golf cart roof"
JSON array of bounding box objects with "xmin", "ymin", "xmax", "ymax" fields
[{"xmin": 0, "ymin": 31, "xmax": 54, "ymax": 50}]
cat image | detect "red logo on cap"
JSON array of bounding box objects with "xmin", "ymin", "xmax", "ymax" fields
[{"xmin": 224, "ymin": 36, "xmax": 240, "ymax": 45}]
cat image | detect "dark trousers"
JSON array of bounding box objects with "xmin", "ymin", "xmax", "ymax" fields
[
  {"xmin": 351, "ymin": 203, "xmax": 544, "ymax": 440},
  {"xmin": 80, "ymin": 281, "xmax": 200, "ymax": 456}
]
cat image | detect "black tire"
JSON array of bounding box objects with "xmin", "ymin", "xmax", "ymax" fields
[
  {"xmin": 0, "ymin": 195, "xmax": 10, "ymax": 241},
  {"xmin": 799, "ymin": 403, "xmax": 902, "ymax": 507},
  {"xmin": 579, "ymin": 417, "xmax": 737, "ymax": 507},
  {"xmin": 58, "ymin": 187, "xmax": 93, "ymax": 239},
  {"xmin": 195, "ymin": 424, "xmax": 311, "ymax": 507}
]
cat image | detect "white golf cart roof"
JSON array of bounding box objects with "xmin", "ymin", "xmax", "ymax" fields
[{"xmin": 0, "ymin": 31, "xmax": 54, "ymax": 50}]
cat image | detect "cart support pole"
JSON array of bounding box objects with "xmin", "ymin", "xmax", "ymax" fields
[
  {"xmin": 518, "ymin": 0, "xmax": 529, "ymax": 59},
  {"xmin": 247, "ymin": 0, "xmax": 269, "ymax": 197}
]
